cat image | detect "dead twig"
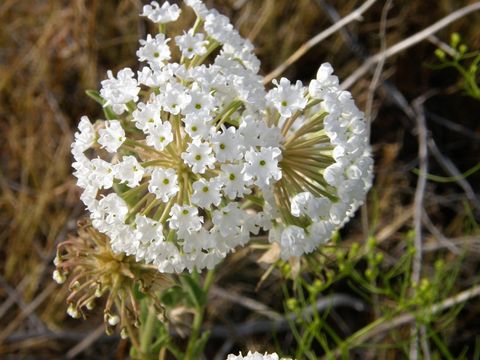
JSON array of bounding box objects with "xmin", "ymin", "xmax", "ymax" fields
[
  {"xmin": 341, "ymin": 2, "xmax": 480, "ymax": 89},
  {"xmin": 0, "ymin": 282, "xmax": 56, "ymax": 344},
  {"xmin": 263, "ymin": 0, "xmax": 378, "ymax": 84},
  {"xmin": 210, "ymin": 286, "xmax": 281, "ymax": 321},
  {"xmin": 365, "ymin": 0, "xmax": 393, "ymax": 125},
  {"xmin": 66, "ymin": 324, "xmax": 105, "ymax": 359},
  {"xmin": 427, "ymin": 137, "xmax": 480, "ymax": 213},
  {"xmin": 208, "ymin": 293, "xmax": 366, "ymax": 339},
  {"xmin": 410, "ymin": 93, "xmax": 433, "ymax": 360}
]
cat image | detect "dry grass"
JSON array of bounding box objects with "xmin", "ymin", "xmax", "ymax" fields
[{"xmin": 1, "ymin": 0, "xmax": 479, "ymax": 358}]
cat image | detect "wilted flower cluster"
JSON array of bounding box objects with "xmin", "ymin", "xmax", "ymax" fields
[
  {"xmin": 53, "ymin": 220, "xmax": 171, "ymax": 333},
  {"xmin": 71, "ymin": 0, "xmax": 373, "ymax": 274}
]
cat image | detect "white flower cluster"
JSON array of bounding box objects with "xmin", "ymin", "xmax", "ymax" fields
[
  {"xmin": 71, "ymin": 0, "xmax": 373, "ymax": 273},
  {"xmin": 266, "ymin": 63, "xmax": 373, "ymax": 259},
  {"xmin": 226, "ymin": 352, "xmax": 280, "ymax": 360},
  {"xmin": 72, "ymin": 0, "xmax": 282, "ymax": 273}
]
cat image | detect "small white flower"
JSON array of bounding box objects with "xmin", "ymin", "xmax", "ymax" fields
[
  {"xmin": 212, "ymin": 126, "xmax": 243, "ymax": 162},
  {"xmin": 323, "ymin": 162, "xmax": 345, "ymax": 187},
  {"xmin": 307, "ymin": 221, "xmax": 334, "ymax": 246},
  {"xmin": 212, "ymin": 203, "xmax": 244, "ymax": 237},
  {"xmin": 132, "ymin": 99, "xmax": 162, "ymax": 130},
  {"xmin": 183, "ymin": 113, "xmax": 214, "ymax": 140},
  {"xmin": 329, "ymin": 202, "xmax": 348, "ymax": 225},
  {"xmin": 113, "ymin": 155, "xmax": 144, "ymax": 188},
  {"xmin": 89, "ymin": 158, "xmax": 114, "ymax": 189},
  {"xmin": 308, "ymin": 62, "xmax": 340, "ymax": 99},
  {"xmin": 74, "ymin": 116, "xmax": 96, "ymax": 152},
  {"xmin": 279, "ymin": 225, "xmax": 312, "ymax": 259},
  {"xmin": 184, "ymin": 0, "xmax": 209, "ymax": 18},
  {"xmin": 204, "ymin": 11, "xmax": 235, "ymax": 45},
  {"xmin": 137, "ymin": 34, "xmax": 171, "ymax": 70},
  {"xmin": 169, "ymin": 204, "xmax": 203, "ymax": 237},
  {"xmin": 159, "ymin": 83, "xmax": 191, "ymax": 115},
  {"xmin": 98, "ymin": 120, "xmax": 125, "ymax": 153},
  {"xmin": 226, "ymin": 351, "xmax": 280, "ymax": 360},
  {"xmin": 220, "ymin": 163, "xmax": 251, "ymax": 199},
  {"xmin": 149, "ymin": 168, "xmax": 179, "ymax": 202},
  {"xmin": 183, "ymin": 85, "xmax": 216, "ymax": 115},
  {"xmin": 141, "ymin": 1, "xmax": 181, "ymax": 24},
  {"xmin": 244, "ymin": 147, "xmax": 282, "ymax": 188},
  {"xmin": 266, "ymin": 78, "xmax": 307, "ymax": 118},
  {"xmin": 94, "ymin": 193, "xmax": 129, "ymax": 227},
  {"xmin": 134, "ymin": 214, "xmax": 164, "ymax": 244},
  {"xmin": 100, "ymin": 68, "xmax": 140, "ymax": 115},
  {"xmin": 145, "ymin": 121, "xmax": 174, "ymax": 151},
  {"xmin": 175, "ymin": 30, "xmax": 208, "ymax": 59},
  {"xmin": 181, "ymin": 140, "xmax": 215, "ymax": 174},
  {"xmin": 290, "ymin": 192, "xmax": 331, "ymax": 219},
  {"xmin": 191, "ymin": 177, "xmax": 223, "ymax": 209}
]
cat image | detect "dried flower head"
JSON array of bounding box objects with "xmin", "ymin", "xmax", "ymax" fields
[{"xmin": 53, "ymin": 220, "xmax": 172, "ymax": 334}]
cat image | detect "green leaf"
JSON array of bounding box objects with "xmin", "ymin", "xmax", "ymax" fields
[
  {"xmin": 180, "ymin": 274, "xmax": 206, "ymax": 310},
  {"xmin": 160, "ymin": 286, "xmax": 184, "ymax": 307},
  {"xmin": 191, "ymin": 330, "xmax": 210, "ymax": 358},
  {"xmin": 85, "ymin": 89, "xmax": 105, "ymax": 105},
  {"xmin": 103, "ymin": 106, "xmax": 117, "ymax": 120},
  {"xmin": 132, "ymin": 282, "xmax": 147, "ymax": 301},
  {"xmin": 85, "ymin": 89, "xmax": 117, "ymax": 119}
]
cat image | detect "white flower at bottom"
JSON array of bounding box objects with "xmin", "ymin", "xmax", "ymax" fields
[{"xmin": 226, "ymin": 352, "xmax": 280, "ymax": 360}]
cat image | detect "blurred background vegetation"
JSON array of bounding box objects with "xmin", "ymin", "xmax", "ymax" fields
[{"xmin": 0, "ymin": 0, "xmax": 479, "ymax": 359}]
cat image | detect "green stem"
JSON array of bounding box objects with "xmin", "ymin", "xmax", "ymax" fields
[
  {"xmin": 140, "ymin": 305, "xmax": 157, "ymax": 356},
  {"xmin": 184, "ymin": 270, "xmax": 215, "ymax": 360}
]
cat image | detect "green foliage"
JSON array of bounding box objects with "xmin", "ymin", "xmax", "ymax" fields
[
  {"xmin": 433, "ymin": 33, "xmax": 480, "ymax": 100},
  {"xmin": 276, "ymin": 228, "xmax": 470, "ymax": 359},
  {"xmin": 85, "ymin": 89, "xmax": 117, "ymax": 120}
]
